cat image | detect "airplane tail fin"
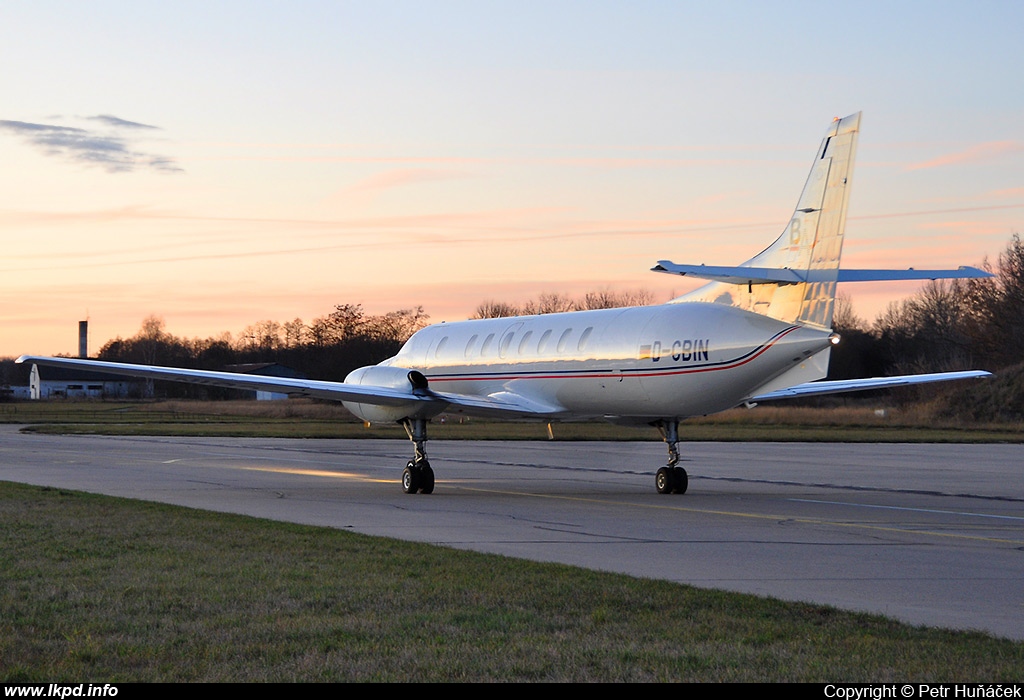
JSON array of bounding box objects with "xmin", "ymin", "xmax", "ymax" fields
[{"xmin": 662, "ymin": 113, "xmax": 861, "ymax": 329}]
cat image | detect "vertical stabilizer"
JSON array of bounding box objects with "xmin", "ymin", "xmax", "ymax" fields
[{"xmin": 672, "ymin": 113, "xmax": 860, "ymax": 329}]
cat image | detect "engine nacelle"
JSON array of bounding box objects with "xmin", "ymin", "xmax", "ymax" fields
[{"xmin": 342, "ymin": 364, "xmax": 437, "ymax": 423}]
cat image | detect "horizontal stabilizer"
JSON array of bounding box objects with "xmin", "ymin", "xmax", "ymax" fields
[
  {"xmin": 651, "ymin": 262, "xmax": 805, "ymax": 285},
  {"xmin": 749, "ymin": 370, "xmax": 991, "ymax": 401},
  {"xmin": 653, "ymin": 262, "xmax": 992, "ymax": 285},
  {"xmin": 836, "ymin": 267, "xmax": 992, "ymax": 282}
]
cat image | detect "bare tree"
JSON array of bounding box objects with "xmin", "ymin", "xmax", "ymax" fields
[
  {"xmin": 309, "ymin": 304, "xmax": 365, "ymax": 345},
  {"xmin": 472, "ymin": 300, "xmax": 521, "ymax": 319},
  {"xmin": 474, "ymin": 288, "xmax": 655, "ymax": 318},
  {"xmin": 618, "ymin": 288, "xmax": 654, "ymax": 307},
  {"xmin": 137, "ymin": 315, "xmax": 169, "ymax": 364},
  {"xmin": 282, "ymin": 318, "xmax": 305, "ymax": 348},
  {"xmin": 367, "ymin": 306, "xmax": 430, "ymax": 343},
  {"xmin": 832, "ymin": 291, "xmax": 866, "ymax": 332},
  {"xmin": 529, "ymin": 292, "xmax": 575, "ymax": 315},
  {"xmin": 873, "ymin": 280, "xmax": 976, "ymax": 372},
  {"xmin": 579, "ymin": 289, "xmax": 618, "ymax": 310}
]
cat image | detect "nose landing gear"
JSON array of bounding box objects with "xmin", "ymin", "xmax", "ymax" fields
[{"xmin": 400, "ymin": 418, "xmax": 434, "ymax": 494}]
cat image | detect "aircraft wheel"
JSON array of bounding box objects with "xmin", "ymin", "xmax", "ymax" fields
[
  {"xmin": 419, "ymin": 462, "xmax": 435, "ymax": 495},
  {"xmin": 656, "ymin": 467, "xmax": 674, "ymax": 494},
  {"xmin": 672, "ymin": 467, "xmax": 688, "ymax": 495},
  {"xmin": 402, "ymin": 463, "xmax": 420, "ymax": 494}
]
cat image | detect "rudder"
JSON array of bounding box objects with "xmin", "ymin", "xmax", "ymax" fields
[{"xmin": 671, "ymin": 113, "xmax": 860, "ymax": 329}]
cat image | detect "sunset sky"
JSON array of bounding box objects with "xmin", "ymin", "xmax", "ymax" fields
[{"xmin": 2, "ymin": 2, "xmax": 1022, "ymax": 357}]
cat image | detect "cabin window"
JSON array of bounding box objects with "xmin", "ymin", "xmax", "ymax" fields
[
  {"xmin": 481, "ymin": 333, "xmax": 496, "ymax": 356},
  {"xmin": 464, "ymin": 334, "xmax": 479, "ymax": 358},
  {"xmin": 517, "ymin": 330, "xmax": 533, "ymax": 355},
  {"xmin": 434, "ymin": 336, "xmax": 449, "ymax": 359},
  {"xmin": 537, "ymin": 329, "xmax": 553, "ymax": 354},
  {"xmin": 499, "ymin": 331, "xmax": 514, "ymax": 358},
  {"xmin": 578, "ymin": 327, "xmax": 594, "ymax": 352},
  {"xmin": 556, "ymin": 328, "xmax": 573, "ymax": 353}
]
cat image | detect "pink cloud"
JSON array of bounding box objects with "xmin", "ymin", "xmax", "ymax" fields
[
  {"xmin": 336, "ymin": 168, "xmax": 474, "ymax": 198},
  {"xmin": 904, "ymin": 141, "xmax": 1024, "ymax": 170},
  {"xmin": 987, "ymin": 186, "xmax": 1024, "ymax": 199}
]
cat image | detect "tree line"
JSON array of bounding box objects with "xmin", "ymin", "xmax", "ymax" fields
[
  {"xmin": 4, "ymin": 234, "xmax": 1021, "ymax": 398},
  {"xmin": 471, "ymin": 289, "xmax": 655, "ymax": 318},
  {"xmin": 89, "ymin": 305, "xmax": 430, "ymax": 396},
  {"xmin": 830, "ymin": 233, "xmax": 1024, "ymax": 379}
]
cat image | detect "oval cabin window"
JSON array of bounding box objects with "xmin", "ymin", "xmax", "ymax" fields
[
  {"xmin": 556, "ymin": 328, "xmax": 573, "ymax": 353},
  {"xmin": 499, "ymin": 332, "xmax": 514, "ymax": 358},
  {"xmin": 577, "ymin": 327, "xmax": 593, "ymax": 352},
  {"xmin": 537, "ymin": 329, "xmax": 553, "ymax": 354},
  {"xmin": 481, "ymin": 333, "xmax": 496, "ymax": 356},
  {"xmin": 518, "ymin": 330, "xmax": 533, "ymax": 355}
]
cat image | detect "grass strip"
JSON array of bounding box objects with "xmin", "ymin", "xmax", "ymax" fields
[
  {"xmin": 1, "ymin": 481, "xmax": 1021, "ymax": 682},
  {"xmin": 4, "ymin": 400, "xmax": 1024, "ymax": 442}
]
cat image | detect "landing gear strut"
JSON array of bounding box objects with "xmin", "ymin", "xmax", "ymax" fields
[
  {"xmin": 653, "ymin": 419, "xmax": 688, "ymax": 495},
  {"xmin": 400, "ymin": 418, "xmax": 434, "ymax": 494}
]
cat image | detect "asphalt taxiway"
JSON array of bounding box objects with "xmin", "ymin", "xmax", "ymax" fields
[{"xmin": 2, "ymin": 426, "xmax": 1022, "ymax": 640}]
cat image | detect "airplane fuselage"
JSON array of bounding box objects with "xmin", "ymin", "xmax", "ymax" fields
[{"xmin": 346, "ymin": 302, "xmax": 835, "ymax": 424}]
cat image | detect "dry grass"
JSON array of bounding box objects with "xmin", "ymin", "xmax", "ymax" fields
[
  {"xmin": 4, "ymin": 398, "xmax": 1023, "ymax": 441},
  {"xmin": 150, "ymin": 398, "xmax": 356, "ymax": 420},
  {"xmin": 130, "ymin": 399, "xmax": 1024, "ymax": 432}
]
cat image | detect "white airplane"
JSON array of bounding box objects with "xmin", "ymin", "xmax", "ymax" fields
[{"xmin": 19, "ymin": 112, "xmax": 992, "ymax": 495}]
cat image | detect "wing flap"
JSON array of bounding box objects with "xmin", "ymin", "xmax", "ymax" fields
[{"xmin": 430, "ymin": 389, "xmax": 565, "ymax": 419}]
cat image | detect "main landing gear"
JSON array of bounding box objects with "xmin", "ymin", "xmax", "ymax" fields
[
  {"xmin": 653, "ymin": 419, "xmax": 688, "ymax": 495},
  {"xmin": 398, "ymin": 416, "xmax": 689, "ymax": 495},
  {"xmin": 400, "ymin": 417, "xmax": 434, "ymax": 494}
]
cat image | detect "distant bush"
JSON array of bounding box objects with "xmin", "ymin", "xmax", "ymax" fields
[{"xmin": 933, "ymin": 361, "xmax": 1024, "ymax": 423}]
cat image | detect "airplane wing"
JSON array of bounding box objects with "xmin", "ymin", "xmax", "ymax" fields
[
  {"xmin": 748, "ymin": 370, "xmax": 991, "ymax": 401},
  {"xmin": 16, "ymin": 356, "xmax": 989, "ymax": 418},
  {"xmin": 652, "ymin": 261, "xmax": 992, "ymax": 285},
  {"xmin": 15, "ymin": 355, "xmax": 564, "ymax": 420}
]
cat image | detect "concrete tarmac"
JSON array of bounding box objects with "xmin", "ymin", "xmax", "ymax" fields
[{"xmin": 1, "ymin": 426, "xmax": 1022, "ymax": 640}]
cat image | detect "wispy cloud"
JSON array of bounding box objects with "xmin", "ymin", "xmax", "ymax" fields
[
  {"xmin": 987, "ymin": 186, "xmax": 1024, "ymax": 199},
  {"xmin": 339, "ymin": 168, "xmax": 472, "ymax": 197},
  {"xmin": 0, "ymin": 115, "xmax": 182, "ymax": 173},
  {"xmin": 84, "ymin": 114, "xmax": 159, "ymax": 130},
  {"xmin": 905, "ymin": 141, "xmax": 1024, "ymax": 171}
]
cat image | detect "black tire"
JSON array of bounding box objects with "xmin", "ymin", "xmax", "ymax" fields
[
  {"xmin": 402, "ymin": 465, "xmax": 419, "ymax": 494},
  {"xmin": 419, "ymin": 462, "xmax": 435, "ymax": 495},
  {"xmin": 656, "ymin": 467, "xmax": 674, "ymax": 494},
  {"xmin": 672, "ymin": 467, "xmax": 688, "ymax": 495}
]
